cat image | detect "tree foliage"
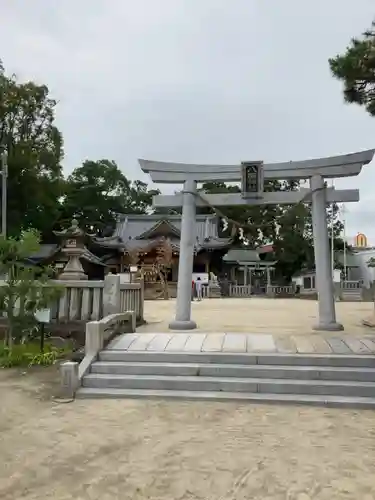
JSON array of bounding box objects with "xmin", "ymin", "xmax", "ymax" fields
[
  {"xmin": 329, "ymin": 20, "xmax": 375, "ymax": 116},
  {"xmin": 59, "ymin": 159, "xmax": 160, "ymax": 235},
  {"xmin": 0, "ymin": 62, "xmax": 65, "ymax": 237},
  {"xmin": 0, "ymin": 230, "xmax": 62, "ymax": 348}
]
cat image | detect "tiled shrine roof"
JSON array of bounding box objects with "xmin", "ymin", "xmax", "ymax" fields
[
  {"xmin": 27, "ymin": 244, "xmax": 107, "ymax": 267},
  {"xmin": 93, "ymin": 214, "xmax": 232, "ymax": 253}
]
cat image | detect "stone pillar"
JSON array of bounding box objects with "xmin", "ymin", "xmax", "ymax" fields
[
  {"xmin": 172, "ymin": 262, "xmax": 178, "ymax": 282},
  {"xmin": 243, "ymin": 266, "xmax": 248, "ymax": 286},
  {"xmin": 205, "ymin": 259, "xmax": 209, "ymax": 274},
  {"xmin": 169, "ymin": 178, "xmax": 197, "ymax": 330},
  {"xmin": 310, "ymin": 175, "xmax": 343, "ymax": 331},
  {"xmin": 230, "ymin": 267, "xmax": 235, "ymax": 282},
  {"xmin": 266, "ymin": 267, "xmax": 272, "ymax": 296},
  {"xmin": 60, "ymin": 361, "xmax": 79, "ymax": 399},
  {"xmin": 103, "ymin": 273, "xmax": 121, "ymax": 317}
]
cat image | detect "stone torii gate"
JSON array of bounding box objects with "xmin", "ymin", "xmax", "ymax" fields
[{"xmin": 139, "ymin": 150, "xmax": 374, "ymax": 332}]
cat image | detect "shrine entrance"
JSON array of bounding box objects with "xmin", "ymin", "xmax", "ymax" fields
[
  {"xmin": 139, "ymin": 150, "xmax": 374, "ymax": 332},
  {"xmin": 249, "ymin": 268, "xmax": 267, "ymax": 295},
  {"xmin": 223, "ymin": 248, "xmax": 276, "ymax": 295}
]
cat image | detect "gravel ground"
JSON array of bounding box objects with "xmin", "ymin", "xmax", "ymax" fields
[
  {"xmin": 1, "ymin": 367, "xmax": 375, "ymax": 500},
  {"xmin": 138, "ymin": 298, "xmax": 374, "ymax": 336}
]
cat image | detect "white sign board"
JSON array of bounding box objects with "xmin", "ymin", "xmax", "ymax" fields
[
  {"xmin": 34, "ymin": 308, "xmax": 51, "ymax": 324},
  {"xmin": 333, "ymin": 269, "xmax": 341, "ymax": 283},
  {"xmin": 192, "ymin": 273, "xmax": 209, "ymax": 285}
]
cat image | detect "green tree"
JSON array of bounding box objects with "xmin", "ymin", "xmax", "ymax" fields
[
  {"xmin": 60, "ymin": 159, "xmax": 160, "ymax": 235},
  {"xmin": 275, "ymin": 193, "xmax": 344, "ymax": 280},
  {"xmin": 329, "ymin": 20, "xmax": 375, "ymax": 116},
  {"xmin": 0, "ymin": 230, "xmax": 62, "ymax": 349},
  {"xmin": 274, "ymin": 203, "xmax": 314, "ymax": 280},
  {"xmin": 0, "ymin": 61, "xmax": 64, "ymax": 237}
]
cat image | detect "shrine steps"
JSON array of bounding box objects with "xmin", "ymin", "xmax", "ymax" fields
[
  {"xmin": 340, "ymin": 288, "xmax": 362, "ymax": 301},
  {"xmin": 76, "ymin": 350, "xmax": 375, "ymax": 408}
]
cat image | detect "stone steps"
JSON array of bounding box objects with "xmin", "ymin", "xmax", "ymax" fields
[
  {"xmin": 91, "ymin": 361, "xmax": 375, "ymax": 382},
  {"xmin": 76, "ymin": 350, "xmax": 375, "ymax": 407},
  {"xmin": 82, "ymin": 373, "xmax": 375, "ymax": 398},
  {"xmin": 341, "ymin": 290, "xmax": 362, "ymax": 301},
  {"xmin": 76, "ymin": 387, "xmax": 375, "ymax": 409}
]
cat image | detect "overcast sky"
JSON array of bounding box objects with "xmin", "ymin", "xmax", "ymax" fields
[{"xmin": 1, "ymin": 0, "xmax": 375, "ymax": 242}]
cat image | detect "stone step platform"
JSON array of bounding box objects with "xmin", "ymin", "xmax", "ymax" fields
[
  {"xmin": 99, "ymin": 350, "xmax": 375, "ymax": 367},
  {"xmin": 76, "ymin": 348, "xmax": 375, "ymax": 408},
  {"xmin": 105, "ymin": 332, "xmax": 375, "ymax": 356}
]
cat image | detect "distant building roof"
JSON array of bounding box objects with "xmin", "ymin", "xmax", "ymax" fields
[
  {"xmin": 94, "ymin": 214, "xmax": 231, "ymax": 252},
  {"xmin": 292, "ymin": 250, "xmax": 359, "ymax": 278},
  {"xmin": 27, "ymin": 244, "xmax": 60, "ymax": 261},
  {"xmin": 223, "ymin": 248, "xmax": 276, "ymax": 265},
  {"xmin": 27, "ymin": 243, "xmax": 106, "ymax": 267}
]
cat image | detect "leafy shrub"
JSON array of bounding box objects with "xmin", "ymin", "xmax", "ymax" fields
[
  {"xmin": 0, "ymin": 229, "xmax": 63, "ymax": 348},
  {"xmin": 0, "ymin": 341, "xmax": 69, "ymax": 368}
]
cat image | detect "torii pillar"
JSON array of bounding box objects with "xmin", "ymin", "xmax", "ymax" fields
[
  {"xmin": 169, "ymin": 178, "xmax": 197, "ymax": 330},
  {"xmin": 310, "ymin": 175, "xmax": 342, "ymax": 330},
  {"xmin": 139, "ymin": 149, "xmax": 374, "ymax": 331}
]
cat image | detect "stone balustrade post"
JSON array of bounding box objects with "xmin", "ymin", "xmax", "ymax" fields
[
  {"xmin": 60, "ymin": 361, "xmax": 79, "ymax": 399},
  {"xmin": 85, "ymin": 320, "xmax": 104, "ymax": 354},
  {"xmin": 103, "ymin": 273, "xmax": 121, "ymax": 317}
]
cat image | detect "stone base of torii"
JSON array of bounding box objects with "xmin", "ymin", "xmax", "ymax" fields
[{"xmin": 139, "ymin": 150, "xmax": 374, "ymax": 332}]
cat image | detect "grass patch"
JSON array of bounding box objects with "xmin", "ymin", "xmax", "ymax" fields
[{"xmin": 0, "ymin": 342, "xmax": 72, "ymax": 368}]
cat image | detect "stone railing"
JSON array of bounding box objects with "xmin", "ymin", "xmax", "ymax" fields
[
  {"xmin": 51, "ymin": 280, "xmax": 104, "ymax": 321},
  {"xmin": 120, "ymin": 283, "xmax": 144, "ymax": 321},
  {"xmin": 338, "ymin": 280, "xmax": 363, "ymax": 301},
  {"xmin": 266, "ymin": 285, "xmax": 295, "ymax": 297},
  {"xmin": 60, "ymin": 310, "xmax": 136, "ymax": 398},
  {"xmin": 229, "ymin": 284, "xmax": 252, "ymax": 297},
  {"xmin": 340, "ymin": 280, "xmax": 362, "ymax": 290},
  {"xmin": 0, "ymin": 274, "xmax": 144, "ymax": 323},
  {"xmin": 51, "ymin": 275, "xmax": 143, "ymax": 322},
  {"xmin": 227, "ymin": 284, "xmax": 296, "ymax": 298}
]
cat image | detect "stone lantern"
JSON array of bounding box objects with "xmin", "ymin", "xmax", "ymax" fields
[{"xmin": 54, "ymin": 219, "xmax": 88, "ymax": 280}]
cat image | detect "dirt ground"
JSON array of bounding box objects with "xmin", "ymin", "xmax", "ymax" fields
[{"xmin": 1, "ymin": 367, "xmax": 375, "ymax": 500}]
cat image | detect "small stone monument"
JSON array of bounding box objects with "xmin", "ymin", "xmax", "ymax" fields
[
  {"xmin": 55, "ymin": 219, "xmax": 88, "ymax": 280},
  {"xmin": 209, "ymin": 271, "xmax": 222, "ymax": 298}
]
